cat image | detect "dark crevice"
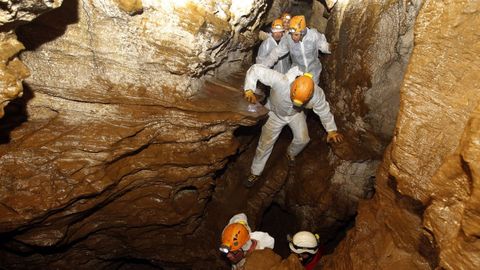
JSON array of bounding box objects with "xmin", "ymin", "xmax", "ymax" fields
[
  {"xmin": 259, "ymin": 203, "xmax": 297, "ymax": 258},
  {"xmin": 418, "ymin": 229, "xmax": 440, "ymax": 269},
  {"xmin": 387, "ymin": 175, "xmax": 426, "ymax": 216},
  {"xmin": 16, "ymin": 0, "xmax": 79, "ymax": 50},
  {"xmin": 0, "ymin": 84, "xmax": 33, "ymax": 144}
]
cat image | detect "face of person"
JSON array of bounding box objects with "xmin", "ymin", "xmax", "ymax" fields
[
  {"xmin": 226, "ymin": 249, "xmax": 245, "ymax": 264},
  {"xmin": 272, "ymin": 31, "xmax": 283, "ymax": 41},
  {"xmin": 283, "ymin": 20, "xmax": 290, "ymax": 30},
  {"xmin": 291, "ymin": 32, "xmax": 303, "ymax": 43}
]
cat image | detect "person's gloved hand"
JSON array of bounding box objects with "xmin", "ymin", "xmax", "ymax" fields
[
  {"xmin": 258, "ymin": 30, "xmax": 269, "ymax": 41},
  {"xmin": 244, "ymin": 89, "xmax": 257, "ymax": 104},
  {"xmin": 327, "ymin": 131, "xmax": 343, "ymax": 143}
]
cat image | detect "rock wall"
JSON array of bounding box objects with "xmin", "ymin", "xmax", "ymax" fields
[
  {"xmin": 267, "ymin": 0, "xmax": 423, "ymax": 246},
  {"xmin": 0, "ymin": 0, "xmax": 270, "ymax": 268},
  {"xmin": 323, "ymin": 0, "xmax": 422, "ymax": 160},
  {"xmin": 0, "ymin": 0, "xmax": 63, "ymax": 118},
  {"xmin": 322, "ymin": 0, "xmax": 480, "ymax": 269}
]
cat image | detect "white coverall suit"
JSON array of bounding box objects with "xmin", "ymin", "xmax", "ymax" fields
[
  {"xmin": 244, "ymin": 64, "xmax": 337, "ymax": 176},
  {"xmin": 227, "ymin": 213, "xmax": 275, "ymax": 270},
  {"xmin": 256, "ymin": 34, "xmax": 291, "ymax": 74},
  {"xmin": 262, "ymin": 28, "xmax": 331, "ymax": 84}
]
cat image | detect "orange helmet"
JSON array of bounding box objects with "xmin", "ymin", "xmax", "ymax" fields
[
  {"xmin": 281, "ymin": 12, "xmax": 292, "ymax": 22},
  {"xmin": 289, "ymin": 15, "xmax": 307, "ymax": 34},
  {"xmin": 271, "ymin": 19, "xmax": 284, "ymax": 33},
  {"xmin": 290, "ymin": 73, "xmax": 314, "ymax": 107},
  {"xmin": 220, "ymin": 223, "xmax": 250, "ymax": 253}
]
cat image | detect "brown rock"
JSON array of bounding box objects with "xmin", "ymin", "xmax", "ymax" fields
[
  {"xmin": 0, "ymin": 32, "xmax": 30, "ymax": 117},
  {"xmin": 114, "ymin": 0, "xmax": 143, "ymax": 15},
  {"xmin": 0, "ymin": 0, "xmax": 270, "ymax": 268},
  {"xmin": 0, "ymin": 0, "xmax": 63, "ymax": 31},
  {"xmin": 323, "ymin": 0, "xmax": 480, "ymax": 269},
  {"xmin": 244, "ymin": 249, "xmax": 303, "ymax": 270},
  {"xmin": 0, "ymin": 0, "xmax": 63, "ymax": 118}
]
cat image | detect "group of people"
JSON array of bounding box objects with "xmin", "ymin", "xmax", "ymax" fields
[
  {"xmin": 219, "ymin": 12, "xmax": 342, "ymax": 269},
  {"xmin": 219, "ymin": 213, "xmax": 323, "ymax": 270},
  {"xmin": 243, "ymin": 13, "xmax": 344, "ymax": 188}
]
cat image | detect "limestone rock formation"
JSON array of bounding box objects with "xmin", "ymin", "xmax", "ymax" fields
[
  {"xmin": 0, "ymin": 31, "xmax": 29, "ymax": 117},
  {"xmin": 309, "ymin": 1, "xmax": 328, "ymax": 33},
  {"xmin": 0, "ymin": 0, "xmax": 270, "ymax": 268},
  {"xmin": 322, "ymin": 0, "xmax": 480, "ymax": 269},
  {"xmin": 0, "ymin": 0, "xmax": 63, "ymax": 118},
  {"xmin": 323, "ymin": 0, "xmax": 422, "ymax": 161},
  {"xmin": 0, "ymin": 0, "xmax": 63, "ymax": 29}
]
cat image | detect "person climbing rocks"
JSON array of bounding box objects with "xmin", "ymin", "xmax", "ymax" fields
[
  {"xmin": 262, "ymin": 15, "xmax": 331, "ymax": 85},
  {"xmin": 288, "ymin": 231, "xmax": 324, "ymax": 270},
  {"xmin": 243, "ymin": 64, "xmax": 343, "ymax": 188},
  {"xmin": 219, "ymin": 213, "xmax": 275, "ymax": 270},
  {"xmin": 256, "ymin": 19, "xmax": 291, "ymax": 74}
]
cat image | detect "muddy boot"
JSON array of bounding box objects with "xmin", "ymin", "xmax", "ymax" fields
[{"xmin": 244, "ymin": 174, "xmax": 260, "ymax": 188}]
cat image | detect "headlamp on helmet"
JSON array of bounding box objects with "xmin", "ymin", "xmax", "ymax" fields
[
  {"xmin": 281, "ymin": 13, "xmax": 292, "ymax": 21},
  {"xmin": 220, "ymin": 223, "xmax": 250, "ymax": 253},
  {"xmin": 271, "ymin": 19, "xmax": 284, "ymax": 33},
  {"xmin": 289, "ymin": 15, "xmax": 307, "ymax": 34},
  {"xmin": 219, "ymin": 245, "xmax": 230, "ymax": 254}
]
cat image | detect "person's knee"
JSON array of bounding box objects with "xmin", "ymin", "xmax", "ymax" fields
[
  {"xmin": 301, "ymin": 136, "xmax": 310, "ymax": 146},
  {"xmin": 294, "ymin": 134, "xmax": 310, "ymax": 146}
]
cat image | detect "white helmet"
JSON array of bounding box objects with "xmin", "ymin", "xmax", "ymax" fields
[{"xmin": 289, "ymin": 231, "xmax": 319, "ymax": 254}]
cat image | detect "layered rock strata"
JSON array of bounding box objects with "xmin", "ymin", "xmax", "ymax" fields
[
  {"xmin": 322, "ymin": 0, "xmax": 480, "ymax": 269},
  {"xmin": 0, "ymin": 0, "xmax": 270, "ymax": 268}
]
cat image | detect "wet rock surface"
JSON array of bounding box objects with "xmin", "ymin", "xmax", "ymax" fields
[
  {"xmin": 322, "ymin": 0, "xmax": 480, "ymax": 269},
  {"xmin": 322, "ymin": 0, "xmax": 422, "ymax": 161},
  {"xmin": 0, "ymin": 0, "xmax": 269, "ymax": 268},
  {"xmin": 1, "ymin": 0, "xmax": 478, "ymax": 269}
]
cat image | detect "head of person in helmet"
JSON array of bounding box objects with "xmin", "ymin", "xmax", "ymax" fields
[
  {"xmin": 290, "ymin": 73, "xmax": 314, "ymax": 108},
  {"xmin": 281, "ymin": 12, "xmax": 292, "ymax": 31},
  {"xmin": 219, "ymin": 222, "xmax": 252, "ymax": 264},
  {"xmin": 271, "ymin": 19, "xmax": 284, "ymax": 42},
  {"xmin": 289, "ymin": 231, "xmax": 319, "ymax": 265},
  {"xmin": 289, "ymin": 15, "xmax": 307, "ymax": 43}
]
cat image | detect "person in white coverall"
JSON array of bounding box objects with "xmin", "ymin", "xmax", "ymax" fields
[
  {"xmin": 243, "ymin": 64, "xmax": 343, "ymax": 187},
  {"xmin": 219, "ymin": 213, "xmax": 275, "ymax": 270},
  {"xmin": 262, "ymin": 15, "xmax": 331, "ymax": 85},
  {"xmin": 256, "ymin": 19, "xmax": 291, "ymax": 74}
]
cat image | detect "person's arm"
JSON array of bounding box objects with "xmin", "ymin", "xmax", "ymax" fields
[
  {"xmin": 311, "ymin": 86, "xmax": 337, "ymax": 132},
  {"xmin": 258, "ymin": 30, "xmax": 269, "ymax": 41},
  {"xmin": 228, "ymin": 213, "xmax": 251, "ymax": 232},
  {"xmin": 262, "ymin": 36, "xmax": 290, "ymax": 68},
  {"xmin": 228, "ymin": 213, "xmax": 248, "ymax": 225},
  {"xmin": 315, "ymin": 31, "xmax": 331, "ymax": 54},
  {"xmin": 243, "ymin": 64, "xmax": 285, "ymax": 104},
  {"xmin": 244, "ymin": 64, "xmax": 284, "ymax": 91},
  {"xmin": 256, "ymin": 39, "xmax": 272, "ymax": 65},
  {"xmin": 310, "ymin": 86, "xmax": 344, "ymax": 143}
]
